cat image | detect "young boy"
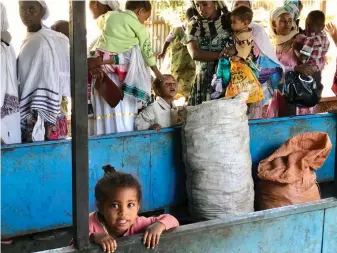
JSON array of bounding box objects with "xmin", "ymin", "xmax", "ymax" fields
[
  {"xmin": 294, "ymin": 10, "xmax": 330, "ymax": 71},
  {"xmin": 136, "ymin": 75, "xmax": 180, "ymax": 132}
]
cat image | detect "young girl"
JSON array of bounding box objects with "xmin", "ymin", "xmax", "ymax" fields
[
  {"xmin": 90, "ymin": 165, "xmax": 179, "ymax": 252},
  {"xmin": 135, "ymin": 75, "xmax": 180, "ymax": 132}
]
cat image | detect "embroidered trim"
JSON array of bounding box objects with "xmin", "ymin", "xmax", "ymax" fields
[
  {"xmin": 89, "ymin": 112, "xmax": 137, "ymax": 120},
  {"xmin": 1, "ymin": 94, "xmax": 19, "ymax": 118},
  {"xmin": 122, "ymin": 84, "xmax": 151, "ymax": 104}
]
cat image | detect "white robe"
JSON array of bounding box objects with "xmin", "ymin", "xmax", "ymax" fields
[
  {"xmin": 135, "ymin": 97, "xmax": 178, "ymax": 130},
  {"xmin": 1, "ymin": 42, "xmax": 21, "ymax": 144},
  {"xmin": 18, "ymin": 27, "xmax": 70, "ymax": 141}
]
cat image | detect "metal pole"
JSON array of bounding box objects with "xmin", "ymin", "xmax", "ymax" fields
[{"xmin": 69, "ymin": 0, "xmax": 89, "ymax": 250}]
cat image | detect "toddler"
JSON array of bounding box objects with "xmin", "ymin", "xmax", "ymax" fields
[
  {"xmin": 293, "ymin": 10, "xmax": 330, "ymax": 72},
  {"xmin": 89, "ymin": 165, "xmax": 179, "ymax": 252},
  {"xmin": 88, "ymin": 0, "xmax": 164, "ymax": 106},
  {"xmin": 212, "ymin": 5, "xmax": 257, "ymax": 99},
  {"xmin": 136, "ymin": 75, "xmax": 180, "ymax": 132}
]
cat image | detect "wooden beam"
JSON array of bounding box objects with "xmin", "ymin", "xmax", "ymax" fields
[{"xmin": 69, "ymin": 0, "xmax": 89, "ymax": 250}]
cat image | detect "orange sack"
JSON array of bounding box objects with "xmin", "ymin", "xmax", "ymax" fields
[{"xmin": 256, "ymin": 132, "xmax": 332, "ymax": 210}]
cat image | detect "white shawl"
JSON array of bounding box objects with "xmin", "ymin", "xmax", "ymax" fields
[{"xmin": 18, "ymin": 27, "xmax": 70, "ymax": 140}]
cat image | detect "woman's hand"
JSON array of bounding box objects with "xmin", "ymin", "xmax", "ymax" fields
[
  {"xmin": 91, "ymin": 233, "xmax": 117, "ymax": 253},
  {"xmin": 150, "ymin": 123, "xmax": 161, "ymax": 132},
  {"xmin": 294, "ymin": 64, "xmax": 318, "ymax": 76},
  {"xmin": 88, "ymin": 57, "xmax": 102, "ymax": 70},
  {"xmin": 219, "ymin": 45, "xmax": 236, "ymax": 58},
  {"xmin": 157, "ymin": 52, "xmax": 166, "ymax": 59},
  {"xmin": 143, "ymin": 222, "xmax": 166, "ymax": 249},
  {"xmin": 90, "ymin": 67, "xmax": 104, "ymax": 82}
]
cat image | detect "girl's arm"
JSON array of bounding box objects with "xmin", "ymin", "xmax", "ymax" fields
[
  {"xmin": 150, "ymin": 65, "xmax": 165, "ymax": 81},
  {"xmin": 135, "ymin": 105, "xmax": 156, "ymax": 131},
  {"xmin": 187, "ymin": 40, "xmax": 222, "ymax": 62}
]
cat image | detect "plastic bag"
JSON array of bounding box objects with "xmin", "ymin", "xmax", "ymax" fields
[
  {"xmin": 225, "ymin": 61, "xmax": 264, "ymax": 103},
  {"xmin": 280, "ymin": 71, "xmax": 320, "ymax": 107}
]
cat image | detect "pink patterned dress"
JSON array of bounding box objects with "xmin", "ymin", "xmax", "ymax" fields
[{"xmin": 275, "ymin": 40, "xmax": 316, "ymax": 116}]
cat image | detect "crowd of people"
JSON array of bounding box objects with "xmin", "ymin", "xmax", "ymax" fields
[{"xmin": 1, "ymin": 0, "xmax": 337, "ymax": 145}]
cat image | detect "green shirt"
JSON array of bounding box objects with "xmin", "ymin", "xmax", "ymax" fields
[{"xmin": 93, "ymin": 10, "xmax": 156, "ymax": 67}]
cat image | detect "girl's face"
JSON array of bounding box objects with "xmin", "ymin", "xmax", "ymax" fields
[
  {"xmin": 274, "ymin": 13, "xmax": 293, "ymax": 36},
  {"xmin": 99, "ymin": 187, "xmax": 140, "ymax": 236},
  {"xmin": 195, "ymin": 1, "xmax": 217, "ymax": 20},
  {"xmin": 135, "ymin": 8, "xmax": 151, "ymax": 24},
  {"xmin": 157, "ymin": 76, "xmax": 178, "ymax": 99},
  {"xmin": 19, "ymin": 1, "xmax": 44, "ymax": 27}
]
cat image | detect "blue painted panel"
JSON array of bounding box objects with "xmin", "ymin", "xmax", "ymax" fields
[
  {"xmin": 1, "ymin": 129, "xmax": 185, "ymax": 237},
  {"xmin": 1, "ymin": 143, "xmax": 73, "ymax": 235},
  {"xmin": 249, "ymin": 114, "xmax": 337, "ymax": 182},
  {"xmin": 322, "ymin": 207, "xmax": 337, "ymax": 253},
  {"xmin": 1, "ymin": 114, "xmax": 336, "ymax": 237}
]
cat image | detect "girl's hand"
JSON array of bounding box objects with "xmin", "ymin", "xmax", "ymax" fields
[
  {"xmin": 143, "ymin": 222, "xmax": 166, "ymax": 249},
  {"xmin": 150, "ymin": 123, "xmax": 161, "ymax": 132},
  {"xmin": 326, "ymin": 23, "xmax": 337, "ymax": 37},
  {"xmin": 88, "ymin": 57, "xmax": 102, "ymax": 70},
  {"xmin": 91, "ymin": 233, "xmax": 117, "ymax": 253}
]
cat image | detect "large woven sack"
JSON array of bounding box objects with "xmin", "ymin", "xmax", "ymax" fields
[
  {"xmin": 257, "ymin": 132, "xmax": 332, "ymax": 210},
  {"xmin": 182, "ymin": 93, "xmax": 254, "ymax": 220}
]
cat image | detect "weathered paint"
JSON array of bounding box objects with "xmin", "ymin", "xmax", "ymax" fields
[
  {"xmin": 1, "ymin": 114, "xmax": 336, "ymax": 237},
  {"xmin": 36, "ymin": 198, "xmax": 337, "ymax": 253},
  {"xmin": 322, "ymin": 206, "xmax": 337, "ymax": 253},
  {"xmin": 249, "ymin": 114, "xmax": 336, "ymax": 181}
]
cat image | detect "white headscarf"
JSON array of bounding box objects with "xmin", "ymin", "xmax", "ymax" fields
[
  {"xmin": 1, "ymin": 2, "xmax": 9, "ymax": 31},
  {"xmin": 269, "ymin": 7, "xmax": 299, "ymax": 46},
  {"xmin": 98, "ymin": 0, "xmax": 120, "ymax": 11},
  {"xmin": 1, "ymin": 2, "xmax": 11, "ymax": 43},
  {"xmin": 37, "ymin": 0, "xmax": 50, "ymax": 20}
]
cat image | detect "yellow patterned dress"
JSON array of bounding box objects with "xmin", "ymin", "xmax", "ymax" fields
[{"xmin": 167, "ymin": 26, "xmax": 196, "ymax": 98}]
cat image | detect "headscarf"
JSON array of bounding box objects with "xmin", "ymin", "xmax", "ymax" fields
[
  {"xmin": 37, "ymin": 0, "xmax": 50, "ymax": 20},
  {"xmin": 187, "ymin": 0, "xmax": 231, "ymax": 38},
  {"xmin": 269, "ymin": 7, "xmax": 299, "ymax": 46},
  {"xmin": 1, "ymin": 2, "xmax": 11, "ymax": 44},
  {"xmin": 284, "ymin": 0, "xmax": 301, "ymax": 21},
  {"xmin": 98, "ymin": 0, "xmax": 120, "ymax": 11},
  {"xmin": 231, "ymin": 0, "xmax": 252, "ymax": 11}
]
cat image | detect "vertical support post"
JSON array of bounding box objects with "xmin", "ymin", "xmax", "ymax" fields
[{"xmin": 69, "ymin": 0, "xmax": 89, "ymax": 250}]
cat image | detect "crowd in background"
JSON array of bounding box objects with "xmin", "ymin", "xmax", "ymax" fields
[{"xmin": 1, "ymin": 0, "xmax": 337, "ymax": 145}]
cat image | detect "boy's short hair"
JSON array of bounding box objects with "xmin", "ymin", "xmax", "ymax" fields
[
  {"xmin": 307, "ymin": 10, "xmax": 325, "ymax": 30},
  {"xmin": 231, "ymin": 5, "xmax": 253, "ymax": 24},
  {"xmin": 152, "ymin": 74, "xmax": 174, "ymax": 93},
  {"xmin": 185, "ymin": 7, "xmax": 196, "ymax": 21},
  {"xmin": 125, "ymin": 0, "xmax": 152, "ymax": 12}
]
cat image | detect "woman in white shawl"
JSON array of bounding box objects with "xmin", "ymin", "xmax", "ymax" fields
[
  {"xmin": 18, "ymin": 0, "xmax": 70, "ymax": 142},
  {"xmin": 87, "ymin": 0, "xmax": 152, "ymax": 135},
  {"xmin": 1, "ymin": 2, "xmax": 21, "ymax": 144}
]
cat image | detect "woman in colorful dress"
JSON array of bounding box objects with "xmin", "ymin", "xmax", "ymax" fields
[
  {"xmin": 184, "ymin": 0, "xmax": 233, "ymax": 106},
  {"xmin": 158, "ymin": 7, "xmax": 196, "ymax": 100},
  {"xmin": 269, "ymin": 7, "xmax": 319, "ymax": 116}
]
